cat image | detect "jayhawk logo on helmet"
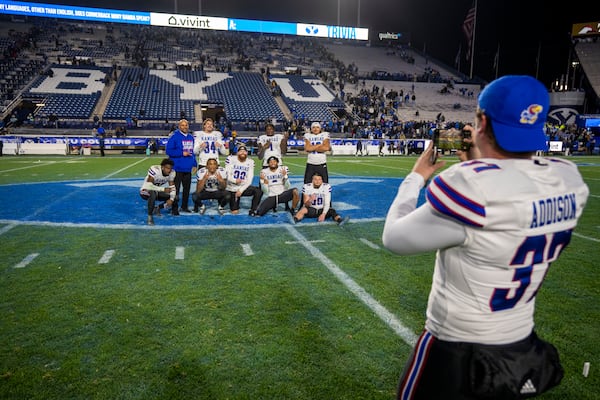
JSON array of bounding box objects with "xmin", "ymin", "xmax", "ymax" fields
[{"xmin": 520, "ymin": 104, "xmax": 543, "ymax": 125}]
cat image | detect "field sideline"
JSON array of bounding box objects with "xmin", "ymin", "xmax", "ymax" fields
[{"xmin": 0, "ymin": 154, "xmax": 598, "ymax": 399}]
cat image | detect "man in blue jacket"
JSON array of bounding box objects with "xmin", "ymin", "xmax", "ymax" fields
[{"xmin": 166, "ymin": 119, "xmax": 197, "ymax": 214}]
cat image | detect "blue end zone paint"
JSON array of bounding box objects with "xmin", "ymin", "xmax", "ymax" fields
[{"xmin": 0, "ymin": 176, "xmax": 427, "ymax": 227}]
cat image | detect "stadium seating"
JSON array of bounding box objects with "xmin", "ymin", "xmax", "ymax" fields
[
  {"xmin": 103, "ymin": 68, "xmax": 284, "ymax": 122},
  {"xmin": 574, "ymin": 40, "xmax": 600, "ymax": 98},
  {"xmin": 25, "ymin": 64, "xmax": 110, "ymax": 119},
  {"xmin": 273, "ymin": 74, "xmax": 345, "ymax": 122}
]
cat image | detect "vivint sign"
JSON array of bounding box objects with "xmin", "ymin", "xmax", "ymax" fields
[{"xmin": 150, "ymin": 13, "xmax": 228, "ymax": 30}]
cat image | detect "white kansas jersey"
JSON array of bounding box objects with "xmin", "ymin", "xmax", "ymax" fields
[
  {"xmin": 302, "ymin": 182, "xmax": 332, "ymax": 210},
  {"xmin": 262, "ymin": 165, "xmax": 290, "ymax": 196},
  {"xmin": 196, "ymin": 166, "xmax": 227, "ymax": 192},
  {"xmin": 258, "ymin": 133, "xmax": 286, "ymax": 166},
  {"xmin": 140, "ymin": 165, "xmax": 175, "ymax": 192},
  {"xmin": 424, "ymin": 157, "xmax": 589, "ymax": 343},
  {"xmin": 304, "ymin": 131, "xmax": 330, "ymax": 165},
  {"xmin": 193, "ymin": 130, "xmax": 225, "ymax": 166},
  {"xmin": 225, "ymin": 155, "xmax": 255, "ymax": 192}
]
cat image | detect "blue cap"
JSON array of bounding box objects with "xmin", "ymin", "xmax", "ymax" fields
[{"xmin": 478, "ymin": 75, "xmax": 549, "ymax": 152}]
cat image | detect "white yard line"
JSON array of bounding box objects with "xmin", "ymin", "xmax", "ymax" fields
[
  {"xmin": 241, "ymin": 243, "xmax": 254, "ymax": 256},
  {"xmin": 175, "ymin": 246, "xmax": 185, "ymax": 260},
  {"xmin": 14, "ymin": 253, "xmax": 39, "ymax": 269},
  {"xmin": 0, "ymin": 223, "xmax": 16, "ymax": 235},
  {"xmin": 284, "ymin": 224, "xmax": 418, "ymax": 347},
  {"xmin": 573, "ymin": 232, "xmax": 600, "ymax": 243},
  {"xmin": 0, "ymin": 159, "xmax": 77, "ymax": 173},
  {"xmin": 98, "ymin": 250, "xmax": 115, "ymax": 264},
  {"xmin": 359, "ymin": 238, "xmax": 380, "ymax": 249},
  {"xmin": 102, "ymin": 158, "xmax": 149, "ymax": 179},
  {"xmin": 285, "ymin": 239, "xmax": 325, "ymax": 244}
]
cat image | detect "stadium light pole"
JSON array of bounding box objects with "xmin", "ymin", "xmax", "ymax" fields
[
  {"xmin": 337, "ymin": 0, "xmax": 340, "ymax": 27},
  {"xmin": 565, "ymin": 41, "xmax": 572, "ymax": 90},
  {"xmin": 468, "ymin": 0, "xmax": 478, "ymax": 80},
  {"xmin": 198, "ymin": 0, "xmax": 202, "ymax": 15},
  {"xmin": 357, "ymin": 0, "xmax": 361, "ymax": 27},
  {"xmin": 173, "ymin": 0, "xmax": 178, "ymax": 13}
]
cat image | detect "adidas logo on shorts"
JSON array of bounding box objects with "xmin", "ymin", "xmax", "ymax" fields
[{"xmin": 520, "ymin": 379, "xmax": 537, "ymax": 394}]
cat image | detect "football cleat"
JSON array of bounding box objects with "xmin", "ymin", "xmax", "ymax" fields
[
  {"xmin": 199, "ymin": 204, "xmax": 206, "ymax": 215},
  {"xmin": 218, "ymin": 206, "xmax": 225, "ymax": 215},
  {"xmin": 337, "ymin": 216, "xmax": 350, "ymax": 226},
  {"xmin": 147, "ymin": 215, "xmax": 154, "ymax": 225}
]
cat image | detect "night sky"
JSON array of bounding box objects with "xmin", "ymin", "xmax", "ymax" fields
[{"xmin": 18, "ymin": 0, "xmax": 596, "ymax": 87}]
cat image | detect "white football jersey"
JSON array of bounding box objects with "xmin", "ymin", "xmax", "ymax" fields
[
  {"xmin": 302, "ymin": 182, "xmax": 332, "ymax": 210},
  {"xmin": 262, "ymin": 165, "xmax": 289, "ymax": 196},
  {"xmin": 193, "ymin": 130, "xmax": 225, "ymax": 166},
  {"xmin": 258, "ymin": 133, "xmax": 286, "ymax": 166},
  {"xmin": 196, "ymin": 166, "xmax": 227, "ymax": 192},
  {"xmin": 424, "ymin": 157, "xmax": 589, "ymax": 343},
  {"xmin": 140, "ymin": 165, "xmax": 175, "ymax": 192},
  {"xmin": 225, "ymin": 155, "xmax": 255, "ymax": 192},
  {"xmin": 304, "ymin": 131, "xmax": 330, "ymax": 165}
]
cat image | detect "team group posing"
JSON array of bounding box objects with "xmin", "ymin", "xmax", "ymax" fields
[{"xmin": 139, "ymin": 117, "xmax": 349, "ymax": 226}]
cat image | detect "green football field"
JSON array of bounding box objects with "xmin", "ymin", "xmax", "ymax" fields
[{"xmin": 0, "ymin": 154, "xmax": 598, "ymax": 399}]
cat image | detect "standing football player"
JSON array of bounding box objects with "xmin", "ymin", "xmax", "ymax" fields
[
  {"xmin": 193, "ymin": 117, "xmax": 228, "ymax": 168},
  {"xmin": 303, "ymin": 122, "xmax": 331, "ymax": 184},
  {"xmin": 382, "ymin": 75, "xmax": 589, "ymax": 399},
  {"xmin": 139, "ymin": 158, "xmax": 176, "ymax": 225},
  {"xmin": 257, "ymin": 123, "xmax": 289, "ymax": 168}
]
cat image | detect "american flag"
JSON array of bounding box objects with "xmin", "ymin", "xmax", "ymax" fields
[{"xmin": 462, "ymin": 3, "xmax": 476, "ymax": 60}]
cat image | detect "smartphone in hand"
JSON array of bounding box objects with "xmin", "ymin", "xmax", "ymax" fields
[{"xmin": 431, "ymin": 128, "xmax": 471, "ymax": 163}]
